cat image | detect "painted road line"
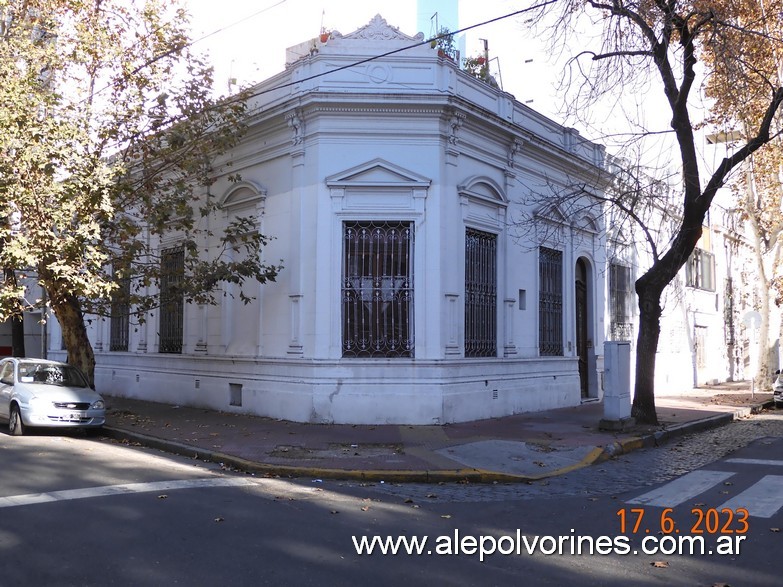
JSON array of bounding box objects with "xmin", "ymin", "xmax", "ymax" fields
[
  {"xmin": 725, "ymin": 458, "xmax": 783, "ymax": 467},
  {"xmin": 627, "ymin": 470, "xmax": 735, "ymax": 508},
  {"xmin": 719, "ymin": 475, "xmax": 783, "ymax": 518},
  {"xmin": 0, "ymin": 477, "xmax": 258, "ymax": 509}
]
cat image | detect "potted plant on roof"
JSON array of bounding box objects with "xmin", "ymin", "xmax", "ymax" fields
[
  {"xmin": 431, "ymin": 26, "xmax": 456, "ymax": 61},
  {"xmin": 463, "ymin": 54, "xmax": 499, "ymax": 88},
  {"xmin": 463, "ymin": 55, "xmax": 489, "ymax": 81},
  {"xmin": 320, "ymin": 28, "xmax": 330, "ymax": 43}
]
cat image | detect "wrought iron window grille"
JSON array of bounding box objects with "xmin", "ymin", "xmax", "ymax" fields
[
  {"xmin": 539, "ymin": 246, "xmax": 563, "ymax": 356},
  {"xmin": 465, "ymin": 228, "xmax": 497, "ymax": 357},
  {"xmin": 159, "ymin": 247, "xmax": 184, "ymax": 354},
  {"xmin": 342, "ymin": 221, "xmax": 414, "ymax": 358}
]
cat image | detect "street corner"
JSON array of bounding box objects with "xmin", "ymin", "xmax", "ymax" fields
[{"xmin": 435, "ymin": 439, "xmax": 604, "ymax": 480}]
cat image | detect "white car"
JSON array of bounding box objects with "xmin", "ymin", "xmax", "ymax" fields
[
  {"xmin": 775, "ymin": 371, "xmax": 783, "ymax": 408},
  {"xmin": 0, "ymin": 358, "xmax": 106, "ymax": 435}
]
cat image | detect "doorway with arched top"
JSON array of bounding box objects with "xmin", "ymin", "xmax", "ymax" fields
[{"xmin": 575, "ymin": 257, "xmax": 590, "ymax": 399}]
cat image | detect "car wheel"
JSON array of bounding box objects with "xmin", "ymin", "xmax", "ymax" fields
[{"xmin": 9, "ymin": 405, "xmax": 24, "ymax": 436}]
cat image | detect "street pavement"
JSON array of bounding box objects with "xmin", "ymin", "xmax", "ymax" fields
[{"xmin": 100, "ymin": 382, "xmax": 774, "ymax": 483}]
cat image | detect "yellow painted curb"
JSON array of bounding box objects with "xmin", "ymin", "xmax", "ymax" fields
[{"xmin": 102, "ymin": 426, "xmax": 608, "ymax": 484}]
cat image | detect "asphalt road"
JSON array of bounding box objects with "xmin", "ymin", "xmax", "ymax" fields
[{"xmin": 0, "ymin": 415, "xmax": 781, "ymax": 586}]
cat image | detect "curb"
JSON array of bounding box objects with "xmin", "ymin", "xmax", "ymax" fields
[
  {"xmin": 101, "ymin": 401, "xmax": 773, "ymax": 484},
  {"xmin": 597, "ymin": 402, "xmax": 772, "ymax": 462},
  {"xmin": 100, "ymin": 427, "xmax": 534, "ymax": 484}
]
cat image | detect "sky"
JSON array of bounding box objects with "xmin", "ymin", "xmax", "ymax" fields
[
  {"xmin": 184, "ymin": 0, "xmax": 561, "ymax": 120},
  {"xmin": 181, "ymin": 0, "xmax": 723, "ymax": 182}
]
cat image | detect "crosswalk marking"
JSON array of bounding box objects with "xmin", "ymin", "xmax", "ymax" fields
[
  {"xmin": 627, "ymin": 470, "xmax": 735, "ymax": 508},
  {"xmin": 719, "ymin": 475, "xmax": 783, "ymax": 518},
  {"xmin": 0, "ymin": 477, "xmax": 258, "ymax": 509},
  {"xmin": 725, "ymin": 458, "xmax": 783, "ymax": 467}
]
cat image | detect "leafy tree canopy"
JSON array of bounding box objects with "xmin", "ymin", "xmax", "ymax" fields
[{"xmin": 0, "ymin": 0, "xmax": 281, "ymax": 382}]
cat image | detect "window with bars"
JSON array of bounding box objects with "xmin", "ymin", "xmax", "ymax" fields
[
  {"xmin": 539, "ymin": 246, "xmax": 563, "ymax": 356},
  {"xmin": 465, "ymin": 228, "xmax": 497, "ymax": 357},
  {"xmin": 724, "ymin": 277, "xmax": 735, "ymax": 346},
  {"xmin": 342, "ymin": 221, "xmax": 413, "ymax": 358},
  {"xmin": 159, "ymin": 247, "xmax": 184, "ymax": 354},
  {"xmin": 110, "ymin": 274, "xmax": 130, "ymax": 351},
  {"xmin": 609, "ymin": 263, "xmax": 634, "ymax": 341},
  {"xmin": 685, "ymin": 248, "xmax": 715, "ymax": 291}
]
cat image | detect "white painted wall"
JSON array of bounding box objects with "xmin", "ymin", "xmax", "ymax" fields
[{"xmin": 60, "ymin": 15, "xmax": 610, "ymax": 424}]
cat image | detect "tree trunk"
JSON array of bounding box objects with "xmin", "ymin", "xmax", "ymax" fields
[
  {"xmin": 744, "ymin": 202, "xmax": 780, "ymax": 391},
  {"xmin": 4, "ymin": 268, "xmax": 26, "ymax": 357},
  {"xmin": 758, "ymin": 274, "xmax": 772, "ymax": 389},
  {"xmin": 10, "ymin": 314, "xmax": 25, "ymax": 357},
  {"xmin": 50, "ymin": 290, "xmax": 96, "ymax": 388},
  {"xmin": 632, "ymin": 286, "xmax": 663, "ymax": 425}
]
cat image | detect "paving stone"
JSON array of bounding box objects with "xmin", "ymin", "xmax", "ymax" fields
[{"xmin": 358, "ymin": 412, "xmax": 783, "ymax": 503}]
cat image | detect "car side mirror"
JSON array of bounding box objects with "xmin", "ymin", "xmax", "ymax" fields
[{"xmin": 0, "ymin": 377, "xmax": 11, "ymax": 385}]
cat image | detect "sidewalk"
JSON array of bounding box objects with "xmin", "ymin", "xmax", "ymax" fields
[{"xmin": 101, "ymin": 382, "xmax": 774, "ymax": 483}]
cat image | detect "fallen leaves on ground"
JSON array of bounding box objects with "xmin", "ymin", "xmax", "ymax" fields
[{"xmin": 650, "ymin": 561, "xmax": 669, "ymax": 568}]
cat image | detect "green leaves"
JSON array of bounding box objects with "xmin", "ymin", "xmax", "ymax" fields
[{"xmin": 0, "ymin": 1, "xmax": 279, "ymax": 379}]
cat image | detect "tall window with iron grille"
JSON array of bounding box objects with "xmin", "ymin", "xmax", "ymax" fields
[
  {"xmin": 539, "ymin": 246, "xmax": 563, "ymax": 356},
  {"xmin": 159, "ymin": 247, "xmax": 184, "ymax": 354},
  {"xmin": 341, "ymin": 221, "xmax": 413, "ymax": 358},
  {"xmin": 609, "ymin": 262, "xmax": 634, "ymax": 342},
  {"xmin": 464, "ymin": 228, "xmax": 497, "ymax": 357}
]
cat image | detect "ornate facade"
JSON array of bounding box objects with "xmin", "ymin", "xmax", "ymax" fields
[{"xmin": 51, "ymin": 16, "xmax": 611, "ymax": 424}]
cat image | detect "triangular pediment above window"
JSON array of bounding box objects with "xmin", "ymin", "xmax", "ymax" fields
[
  {"xmin": 326, "ymin": 158, "xmax": 431, "ymax": 189},
  {"xmin": 534, "ymin": 203, "xmax": 568, "ymax": 224}
]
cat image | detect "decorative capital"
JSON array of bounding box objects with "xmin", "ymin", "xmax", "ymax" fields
[
  {"xmin": 447, "ymin": 110, "xmax": 465, "ymax": 146},
  {"xmin": 286, "ymin": 109, "xmax": 304, "ymax": 145},
  {"xmin": 508, "ymin": 138, "xmax": 524, "ymax": 168}
]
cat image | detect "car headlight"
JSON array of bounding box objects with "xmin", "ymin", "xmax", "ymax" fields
[
  {"xmin": 91, "ymin": 399, "xmax": 105, "ymax": 410},
  {"xmin": 28, "ymin": 396, "xmax": 52, "ymax": 410}
]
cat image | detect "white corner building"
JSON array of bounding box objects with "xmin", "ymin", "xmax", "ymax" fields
[{"xmin": 50, "ymin": 15, "xmax": 613, "ymax": 424}]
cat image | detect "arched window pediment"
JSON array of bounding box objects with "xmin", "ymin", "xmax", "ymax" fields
[
  {"xmin": 220, "ymin": 180, "xmax": 267, "ymax": 210},
  {"xmin": 574, "ymin": 213, "xmax": 599, "ymax": 234},
  {"xmin": 457, "ymin": 176, "xmax": 507, "ymax": 207}
]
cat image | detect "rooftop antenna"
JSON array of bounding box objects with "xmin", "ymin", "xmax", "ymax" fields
[
  {"xmin": 227, "ymin": 59, "xmax": 237, "ymax": 94},
  {"xmin": 430, "ymin": 12, "xmax": 438, "ymax": 38},
  {"xmin": 491, "ymin": 57, "xmax": 504, "ymax": 91}
]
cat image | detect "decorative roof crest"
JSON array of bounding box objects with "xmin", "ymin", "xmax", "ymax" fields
[{"xmin": 341, "ymin": 14, "xmax": 423, "ymax": 42}]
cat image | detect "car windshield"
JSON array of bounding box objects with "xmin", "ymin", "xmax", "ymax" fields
[{"xmin": 18, "ymin": 363, "xmax": 89, "ymax": 388}]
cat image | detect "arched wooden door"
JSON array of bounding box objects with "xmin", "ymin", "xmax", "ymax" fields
[{"xmin": 575, "ymin": 258, "xmax": 588, "ymax": 398}]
